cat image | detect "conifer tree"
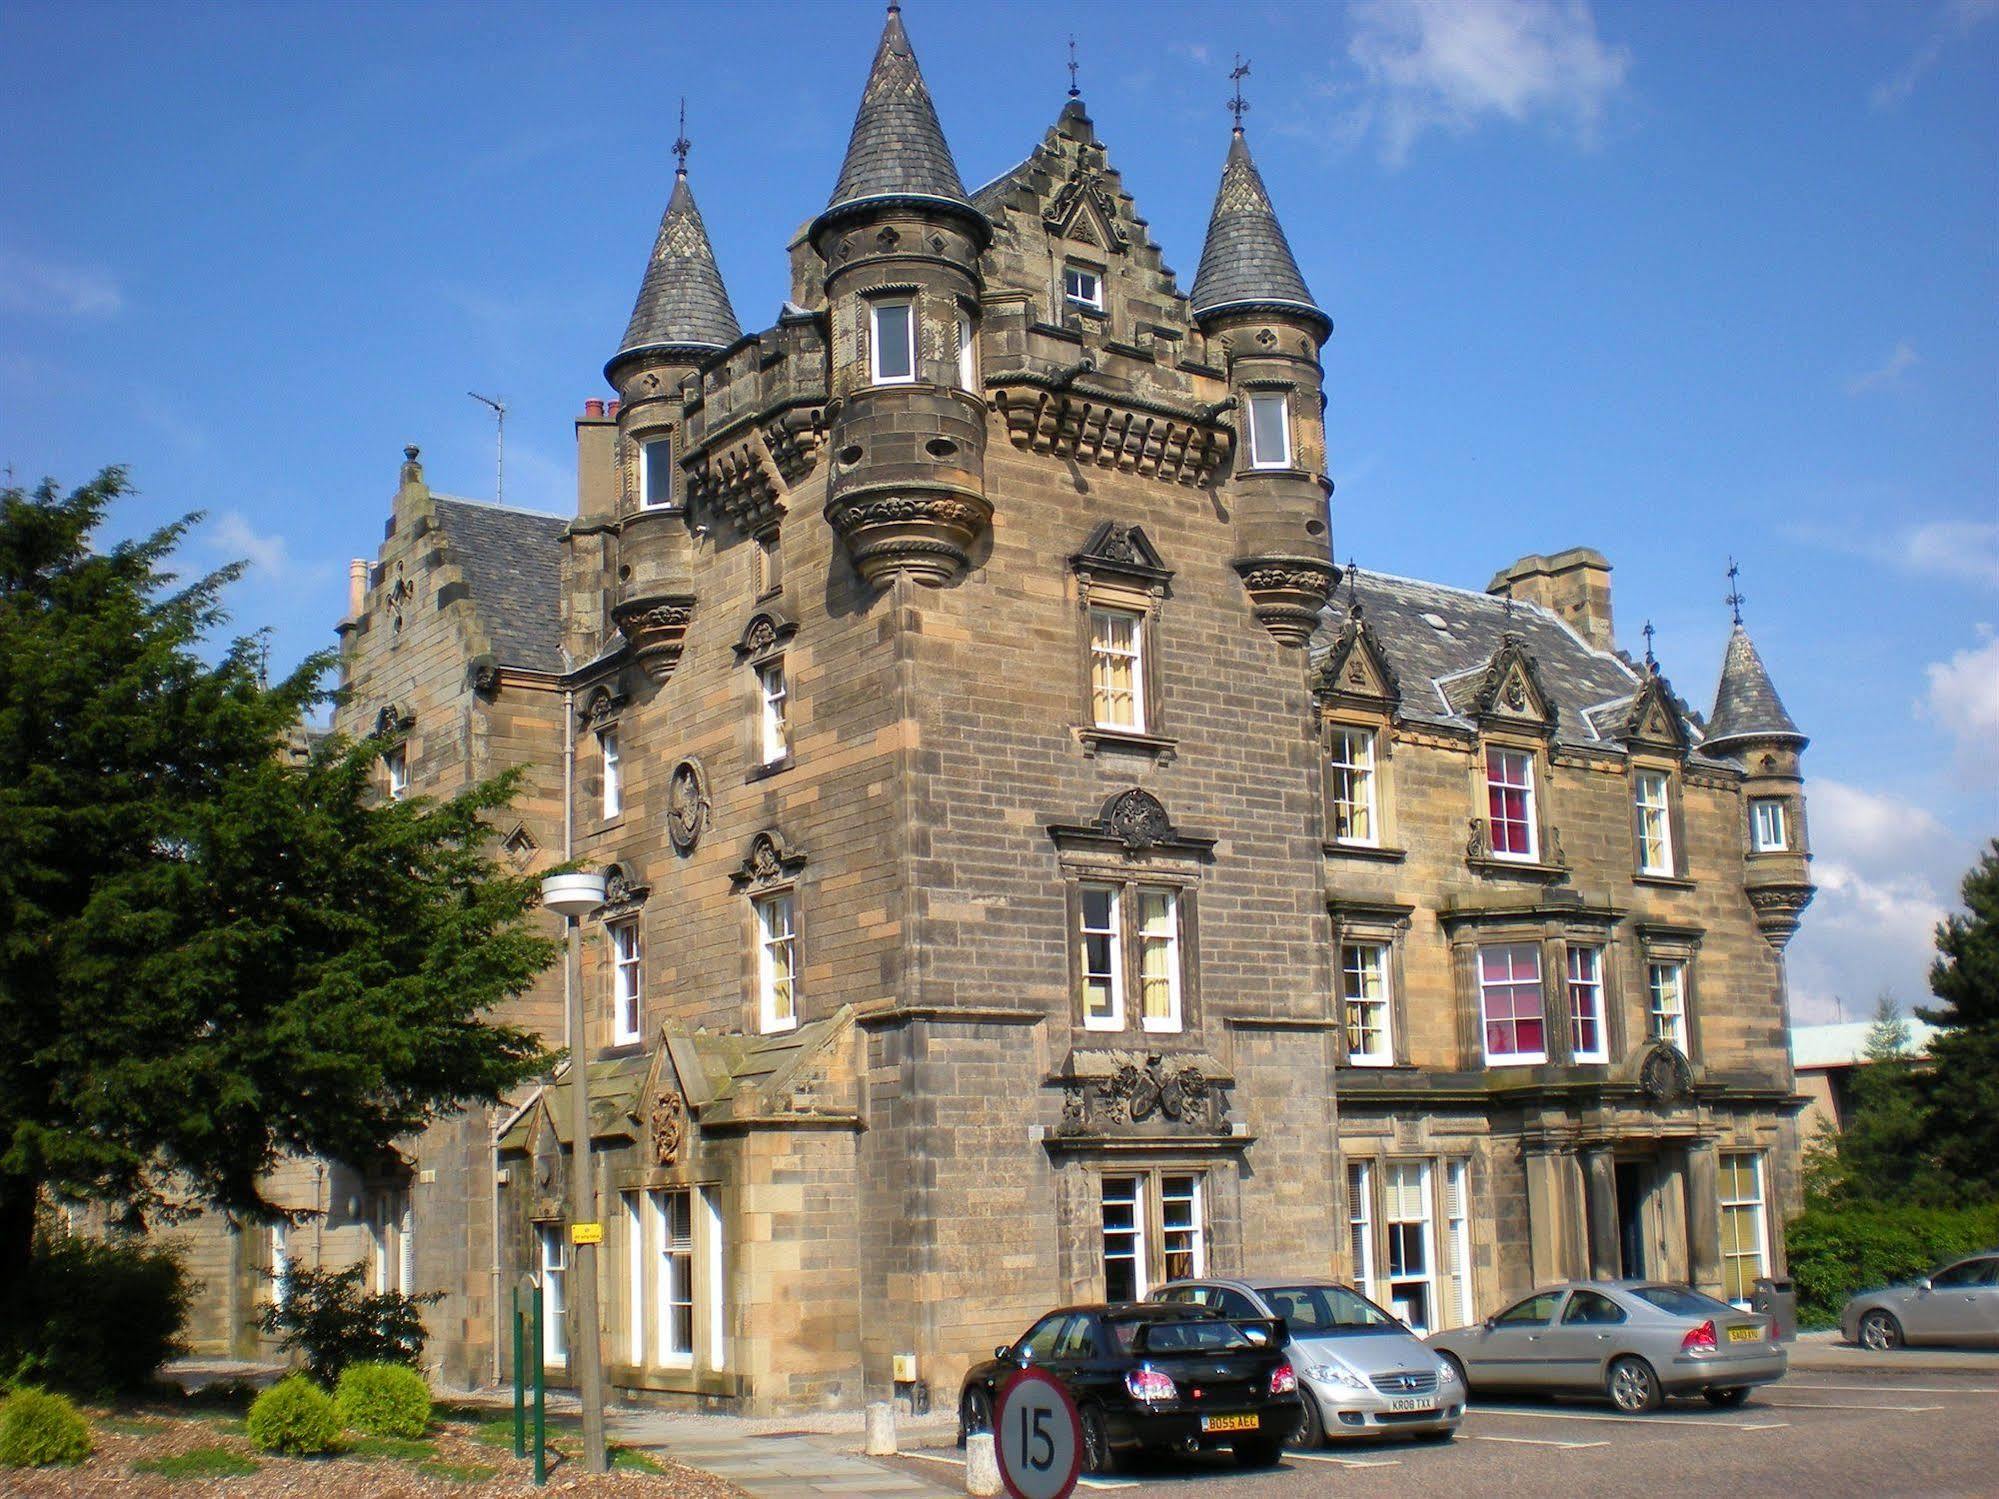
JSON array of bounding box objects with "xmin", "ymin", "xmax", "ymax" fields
[
  {"xmin": 1916, "ymin": 840, "xmax": 1999, "ymax": 1198},
  {"xmin": 0, "ymin": 470, "xmax": 553, "ymax": 1285}
]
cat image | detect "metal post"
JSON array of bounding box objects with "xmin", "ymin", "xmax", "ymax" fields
[
  {"xmin": 565, "ymin": 913, "xmax": 610, "ymax": 1473},
  {"xmin": 532, "ymin": 1281, "xmax": 546, "ymax": 1486},
  {"xmin": 513, "ymin": 1285, "xmax": 526, "ymax": 1458}
]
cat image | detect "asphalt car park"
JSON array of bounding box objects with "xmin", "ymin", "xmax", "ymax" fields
[{"xmin": 889, "ymin": 1365, "xmax": 1999, "ymax": 1497}]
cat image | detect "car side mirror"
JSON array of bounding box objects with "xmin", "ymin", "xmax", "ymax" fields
[
  {"xmin": 1915, "ymin": 1277, "xmax": 1932, "ymax": 1293},
  {"xmin": 995, "ymin": 1345, "xmax": 1014, "ymax": 1361},
  {"xmin": 1482, "ymin": 1316, "xmax": 1496, "ymax": 1331}
]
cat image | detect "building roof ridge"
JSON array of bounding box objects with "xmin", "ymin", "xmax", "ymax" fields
[{"xmin": 431, "ymin": 493, "xmax": 567, "ymax": 522}]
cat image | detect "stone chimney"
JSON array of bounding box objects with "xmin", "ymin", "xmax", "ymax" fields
[
  {"xmin": 1488, "ymin": 547, "xmax": 1614, "ymax": 652},
  {"xmin": 346, "ymin": 558, "xmax": 369, "ymax": 620}
]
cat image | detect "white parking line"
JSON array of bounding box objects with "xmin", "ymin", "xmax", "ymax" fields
[
  {"xmin": 1760, "ymin": 1399, "xmax": 1944, "ymax": 1413},
  {"xmin": 1786, "ymin": 1382, "xmax": 1991, "ymax": 1394},
  {"xmin": 903, "ymin": 1450, "xmax": 1143, "ymax": 1490},
  {"xmin": 1467, "ymin": 1405, "xmax": 1788, "ymax": 1431},
  {"xmin": 1286, "ymin": 1450, "xmax": 1402, "ymax": 1468},
  {"xmin": 1468, "ymin": 1433, "xmax": 1610, "ymax": 1449}
]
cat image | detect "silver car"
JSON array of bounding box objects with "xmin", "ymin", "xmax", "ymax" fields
[
  {"xmin": 1840, "ymin": 1250, "xmax": 1999, "ymax": 1349},
  {"xmin": 1158, "ymin": 1277, "xmax": 1464, "ymax": 1444},
  {"xmin": 1426, "ymin": 1281, "xmax": 1786, "ymax": 1413}
]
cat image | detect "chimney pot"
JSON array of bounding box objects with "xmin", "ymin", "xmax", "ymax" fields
[
  {"xmin": 607, "ymin": 399, "xmax": 622, "ymax": 418},
  {"xmin": 584, "ymin": 398, "xmax": 605, "ymax": 419}
]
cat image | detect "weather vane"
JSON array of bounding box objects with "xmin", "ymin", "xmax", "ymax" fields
[
  {"xmin": 1067, "ymin": 35, "xmax": 1080, "ymax": 99},
  {"xmin": 672, "ymin": 98, "xmax": 691, "ymax": 176},
  {"xmin": 1725, "ymin": 557, "xmax": 1745, "ymax": 626},
  {"xmin": 1228, "ymin": 55, "xmax": 1251, "ymax": 130},
  {"xmin": 1642, "ymin": 620, "xmax": 1657, "ymax": 670},
  {"xmin": 1345, "ymin": 557, "xmax": 1364, "ymax": 614}
]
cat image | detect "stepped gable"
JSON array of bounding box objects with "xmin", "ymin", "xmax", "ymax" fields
[{"xmin": 428, "ymin": 497, "xmax": 567, "ymax": 673}]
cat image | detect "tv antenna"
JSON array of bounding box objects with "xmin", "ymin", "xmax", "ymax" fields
[{"xmin": 469, "ymin": 391, "xmax": 507, "ymax": 506}]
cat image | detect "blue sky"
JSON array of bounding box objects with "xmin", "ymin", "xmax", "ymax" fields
[{"xmin": 2, "ymin": 0, "xmax": 1993, "ymax": 1022}]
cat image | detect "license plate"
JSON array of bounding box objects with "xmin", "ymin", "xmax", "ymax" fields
[
  {"xmin": 1726, "ymin": 1325, "xmax": 1760, "ymax": 1343},
  {"xmin": 1201, "ymin": 1414, "xmax": 1258, "ymax": 1433},
  {"xmin": 1387, "ymin": 1397, "xmax": 1437, "ymax": 1412}
]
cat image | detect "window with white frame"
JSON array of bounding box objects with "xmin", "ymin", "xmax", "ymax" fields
[
  {"xmin": 1246, "ymin": 392, "xmax": 1292, "ymax": 470},
  {"xmin": 1079, "ymin": 885, "xmax": 1123, "ymax": 1031},
  {"xmin": 1328, "ymin": 727, "xmax": 1378, "ymax": 845},
  {"xmin": 538, "ymin": 1225, "xmax": 568, "ymax": 1366},
  {"xmin": 1101, "ymin": 1176, "xmax": 1145, "ymax": 1301},
  {"xmin": 600, "ymin": 727, "xmax": 622, "ymax": 819},
  {"xmin": 1341, "ymin": 942, "xmax": 1394, "ymax": 1066},
  {"xmin": 1161, "ymin": 1175, "xmax": 1204, "ymax": 1281},
  {"xmin": 1634, "ymin": 769, "xmax": 1673, "ymax": 875},
  {"xmin": 1383, "ymin": 1160, "xmax": 1435, "ymax": 1335},
  {"xmin": 370, "ymin": 1190, "xmax": 410, "ymax": 1296},
  {"xmin": 1484, "ymin": 747, "xmax": 1538, "ymax": 860},
  {"xmin": 624, "ymin": 1193, "xmax": 645, "ymax": 1365},
  {"xmin": 1478, "ymin": 942, "xmax": 1547, "ymax": 1064},
  {"xmin": 703, "ymin": 1191, "xmax": 725, "ymax": 1371},
  {"xmin": 758, "ymin": 659, "xmax": 788, "ymax": 766},
  {"xmin": 1566, "ymin": 944, "xmax": 1607, "ymax": 1063},
  {"xmin": 1718, "ymin": 1152, "xmax": 1769, "ymax": 1305},
  {"xmin": 269, "ymin": 1222, "xmax": 291, "ymax": 1307},
  {"xmin": 869, "ymin": 300, "xmax": 916, "ymax": 384},
  {"xmin": 1347, "ymin": 1162, "xmax": 1375, "ymax": 1297},
  {"xmin": 1088, "ymin": 607, "xmax": 1145, "ymax": 731},
  {"xmin": 1062, "ymin": 264, "xmax": 1102, "ymax": 311},
  {"xmin": 1647, "ymin": 960, "xmax": 1687, "ymax": 1049},
  {"xmin": 640, "ymin": 436, "xmax": 673, "ymax": 508},
  {"xmin": 955, "ymin": 311, "xmax": 977, "ymax": 391},
  {"xmin": 1444, "ymin": 1161, "xmax": 1475, "ymax": 1329},
  {"xmin": 754, "ymin": 891, "xmax": 797, "ymax": 1033},
  {"xmin": 653, "ymin": 1189, "xmax": 695, "ymax": 1365},
  {"xmin": 1136, "ymin": 889, "xmax": 1181, "ymax": 1032},
  {"xmin": 1751, "ymin": 798, "xmax": 1789, "ymax": 853},
  {"xmin": 384, "ymin": 744, "xmax": 408, "ymax": 801},
  {"xmin": 610, "ymin": 918, "xmax": 642, "ymax": 1045}
]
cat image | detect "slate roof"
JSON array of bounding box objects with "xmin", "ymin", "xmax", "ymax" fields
[
  {"xmin": 1190, "ymin": 130, "xmax": 1326, "ymax": 330},
  {"xmin": 822, "ymin": 3, "xmax": 971, "ymax": 219},
  {"xmin": 1704, "ymin": 623, "xmax": 1803, "ymax": 748},
  {"xmin": 429, "ymin": 497, "xmax": 567, "ymax": 673},
  {"xmin": 614, "ymin": 170, "xmax": 741, "ymax": 362},
  {"xmin": 1313, "ymin": 570, "xmax": 1714, "ymax": 756}
]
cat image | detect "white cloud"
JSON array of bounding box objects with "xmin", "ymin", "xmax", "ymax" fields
[
  {"xmin": 1342, "ymin": 0, "xmax": 1630, "ymax": 165},
  {"xmin": 1904, "ymin": 521, "xmax": 1999, "ymax": 587},
  {"xmin": 1845, "ymin": 338, "xmax": 1919, "ymax": 395},
  {"xmin": 1923, "ymin": 628, "xmax": 1999, "ymax": 764},
  {"xmin": 0, "ymin": 247, "xmax": 122, "ymax": 320},
  {"xmin": 210, "ymin": 511, "xmax": 295, "ymax": 580},
  {"xmin": 1871, "ymin": 0, "xmax": 1998, "ymax": 110}
]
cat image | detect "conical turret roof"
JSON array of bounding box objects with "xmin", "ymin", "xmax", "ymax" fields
[
  {"xmin": 819, "ymin": 3, "xmax": 972, "ymax": 226},
  {"xmin": 1190, "ymin": 130, "xmax": 1327, "ymax": 333},
  {"xmin": 611, "ymin": 168, "xmax": 740, "ymax": 370},
  {"xmin": 1704, "ymin": 623, "xmax": 1803, "ymax": 748}
]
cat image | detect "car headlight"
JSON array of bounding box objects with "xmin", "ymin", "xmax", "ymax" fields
[
  {"xmin": 1437, "ymin": 1360, "xmax": 1461, "ymax": 1385},
  {"xmin": 1305, "ymin": 1363, "xmax": 1370, "ymax": 1391}
]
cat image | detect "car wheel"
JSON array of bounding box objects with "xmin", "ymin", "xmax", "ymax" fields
[
  {"xmin": 1232, "ymin": 1434, "xmax": 1287, "ymax": 1469},
  {"xmin": 1607, "ymin": 1355, "xmax": 1662, "ymax": 1413},
  {"xmin": 1703, "ymin": 1387, "xmax": 1750, "ymax": 1409},
  {"xmin": 1287, "ymin": 1392, "xmax": 1326, "ymax": 1449},
  {"xmin": 957, "ymin": 1388, "xmax": 992, "ymax": 1446},
  {"xmin": 1859, "ymin": 1310, "xmax": 1904, "ymax": 1352},
  {"xmin": 1079, "ymin": 1405, "xmax": 1115, "ymax": 1476}
]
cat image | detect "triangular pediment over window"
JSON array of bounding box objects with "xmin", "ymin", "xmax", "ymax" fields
[
  {"xmin": 1463, "ymin": 635, "xmax": 1555, "ymax": 730},
  {"xmin": 1071, "ymin": 521, "xmax": 1171, "ymax": 585},
  {"xmin": 1314, "ymin": 606, "xmax": 1400, "ymax": 710},
  {"xmin": 1621, "ymin": 670, "xmax": 1690, "ymax": 755}
]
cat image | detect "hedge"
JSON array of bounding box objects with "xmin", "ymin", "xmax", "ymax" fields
[{"xmin": 1785, "ymin": 1202, "xmax": 1999, "ymax": 1328}]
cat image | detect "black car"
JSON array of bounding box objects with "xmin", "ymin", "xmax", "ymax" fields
[{"xmin": 958, "ymin": 1302, "xmax": 1304, "ymax": 1472}]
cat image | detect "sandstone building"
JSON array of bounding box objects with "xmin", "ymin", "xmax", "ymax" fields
[{"xmin": 174, "ymin": 5, "xmax": 1815, "ymax": 1413}]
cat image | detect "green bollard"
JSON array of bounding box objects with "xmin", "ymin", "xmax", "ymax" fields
[
  {"xmin": 513, "ymin": 1285, "xmax": 526, "ymax": 1459},
  {"xmin": 532, "ymin": 1281, "xmax": 546, "ymax": 1486}
]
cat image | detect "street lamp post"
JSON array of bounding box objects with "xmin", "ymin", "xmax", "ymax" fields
[{"xmin": 540, "ymin": 871, "xmax": 610, "ymax": 1475}]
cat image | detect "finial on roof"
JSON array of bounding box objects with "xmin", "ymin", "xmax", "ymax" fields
[
  {"xmin": 1068, "ymin": 34, "xmax": 1080, "ymax": 99},
  {"xmin": 1642, "ymin": 620, "xmax": 1657, "ymax": 672},
  {"xmin": 672, "ymin": 97, "xmax": 690, "ymax": 177},
  {"xmin": 1345, "ymin": 556, "xmax": 1363, "ymax": 615},
  {"xmin": 1725, "ymin": 556, "xmax": 1745, "ymax": 626},
  {"xmin": 1228, "ymin": 54, "xmax": 1251, "ymax": 132}
]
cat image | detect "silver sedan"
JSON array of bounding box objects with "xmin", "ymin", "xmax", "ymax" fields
[
  {"xmin": 1426, "ymin": 1281, "xmax": 1786, "ymax": 1413},
  {"xmin": 1841, "ymin": 1251, "xmax": 1999, "ymax": 1349}
]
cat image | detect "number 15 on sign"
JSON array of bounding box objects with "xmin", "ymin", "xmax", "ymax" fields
[{"xmin": 994, "ymin": 1366, "xmax": 1082, "ymax": 1499}]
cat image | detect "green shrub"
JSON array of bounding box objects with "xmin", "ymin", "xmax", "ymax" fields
[
  {"xmin": 1786, "ymin": 1201, "xmax": 1999, "ymax": 1327},
  {"xmin": 245, "ymin": 1375, "xmax": 342, "ymax": 1456},
  {"xmin": 0, "ymin": 1387, "xmax": 94, "ymax": 1468},
  {"xmin": 335, "ymin": 1360, "xmax": 432, "ymax": 1439},
  {"xmin": 0, "ymin": 1235, "xmax": 191, "ymax": 1396},
  {"xmin": 258, "ymin": 1262, "xmax": 438, "ymax": 1385}
]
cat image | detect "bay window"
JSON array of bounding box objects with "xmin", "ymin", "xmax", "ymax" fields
[
  {"xmin": 1444, "ymin": 1161, "xmax": 1475, "ymax": 1329},
  {"xmin": 1383, "ymin": 1161, "xmax": 1435, "ymax": 1335},
  {"xmin": 955, "ymin": 310, "xmax": 977, "ymax": 391},
  {"xmin": 1478, "ymin": 942, "xmax": 1547, "ymax": 1064},
  {"xmin": 1347, "ymin": 1162, "xmax": 1375, "ymax": 1295},
  {"xmin": 1718, "ymin": 1153, "xmax": 1769, "ymax": 1306},
  {"xmin": 1751, "ymin": 798, "xmax": 1789, "ymax": 852},
  {"xmin": 623, "ymin": 1186, "xmax": 722, "ymax": 1372},
  {"xmin": 640, "ymin": 435, "xmax": 673, "ymax": 509}
]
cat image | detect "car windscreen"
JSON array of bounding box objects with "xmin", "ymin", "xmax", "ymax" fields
[
  {"xmin": 1262, "ymin": 1284, "xmax": 1402, "ymax": 1335},
  {"xmin": 1115, "ymin": 1318, "xmax": 1255, "ymax": 1355},
  {"xmin": 1627, "ymin": 1285, "xmax": 1741, "ymax": 1318}
]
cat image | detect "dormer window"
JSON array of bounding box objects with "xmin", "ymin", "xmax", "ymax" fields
[
  {"xmin": 1484, "ymin": 747, "xmax": 1538, "ymax": 861},
  {"xmin": 869, "ymin": 300, "xmax": 916, "ymax": 385},
  {"xmin": 1062, "ymin": 265, "xmax": 1102, "ymax": 312},
  {"xmin": 640, "ymin": 436, "xmax": 673, "ymax": 508},
  {"xmin": 1247, "ymin": 392, "xmax": 1292, "ymax": 470}
]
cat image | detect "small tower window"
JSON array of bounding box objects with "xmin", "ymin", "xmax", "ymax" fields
[
  {"xmin": 1750, "ymin": 798, "xmax": 1789, "ymax": 852},
  {"xmin": 869, "ymin": 300, "xmax": 916, "ymax": 385},
  {"xmin": 640, "ymin": 436, "xmax": 673, "ymax": 508},
  {"xmin": 383, "ymin": 744, "xmax": 408, "ymax": 801},
  {"xmin": 600, "ymin": 727, "xmax": 622, "ymax": 820},
  {"xmin": 1063, "ymin": 265, "xmax": 1103, "ymax": 311},
  {"xmin": 1247, "ymin": 393, "xmax": 1293, "ymax": 469},
  {"xmin": 955, "ymin": 311, "xmax": 978, "ymax": 392}
]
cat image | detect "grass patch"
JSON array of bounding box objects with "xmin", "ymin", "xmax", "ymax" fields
[
  {"xmin": 611, "ymin": 1445, "xmax": 664, "ymax": 1473},
  {"xmin": 416, "ymin": 1458, "xmax": 500, "ymax": 1483},
  {"xmin": 346, "ymin": 1433, "xmax": 436, "ymax": 1462},
  {"xmin": 472, "ymin": 1417, "xmax": 519, "ymax": 1448},
  {"xmin": 131, "ymin": 1447, "xmax": 261, "ymax": 1479},
  {"xmin": 195, "ymin": 1414, "xmax": 249, "ymax": 1437},
  {"xmin": 99, "ymin": 1415, "xmax": 168, "ymax": 1436}
]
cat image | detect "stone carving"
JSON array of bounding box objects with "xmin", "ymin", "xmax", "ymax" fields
[
  {"xmin": 731, "ymin": 829, "xmax": 804, "ymax": 891},
  {"xmin": 1745, "ymin": 883, "xmax": 1816, "ymax": 949},
  {"xmin": 667, "ymin": 759, "xmax": 710, "ymax": 854},
  {"xmin": 649, "ymin": 1089, "xmax": 687, "ymax": 1166},
  {"xmin": 373, "ymin": 702, "xmax": 414, "ymax": 738},
  {"xmin": 1071, "ymin": 520, "xmax": 1170, "ymax": 583},
  {"xmin": 1058, "ymin": 1055, "xmax": 1224, "ymax": 1137},
  {"xmin": 501, "ymin": 824, "xmax": 538, "ymax": 869},
  {"xmin": 1104, "ymin": 788, "xmax": 1173, "ymax": 852},
  {"xmin": 1043, "ymin": 167, "xmax": 1130, "ymax": 251},
  {"xmin": 1639, "ymin": 1042, "xmax": 1694, "ymax": 1105},
  {"xmin": 602, "ymin": 863, "xmax": 650, "ymax": 918},
  {"xmin": 824, "ymin": 489, "xmax": 994, "ymax": 589},
  {"xmin": 745, "ymin": 618, "xmax": 778, "ymax": 656},
  {"xmin": 1233, "ymin": 557, "xmax": 1337, "ymax": 647},
  {"xmin": 611, "ymin": 594, "xmax": 696, "ymax": 684},
  {"xmin": 993, "ymin": 387, "xmax": 1228, "ymax": 488},
  {"xmin": 581, "ymin": 687, "xmax": 625, "ymax": 729},
  {"xmin": 749, "ymin": 836, "xmax": 783, "ymax": 883},
  {"xmin": 1469, "ymin": 636, "xmax": 1552, "ymax": 725}
]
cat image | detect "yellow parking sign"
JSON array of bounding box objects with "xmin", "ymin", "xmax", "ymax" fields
[{"xmin": 569, "ymin": 1221, "xmax": 603, "ymax": 1245}]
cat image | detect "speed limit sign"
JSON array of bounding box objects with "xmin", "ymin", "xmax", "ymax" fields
[{"xmin": 993, "ymin": 1366, "xmax": 1082, "ymax": 1499}]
